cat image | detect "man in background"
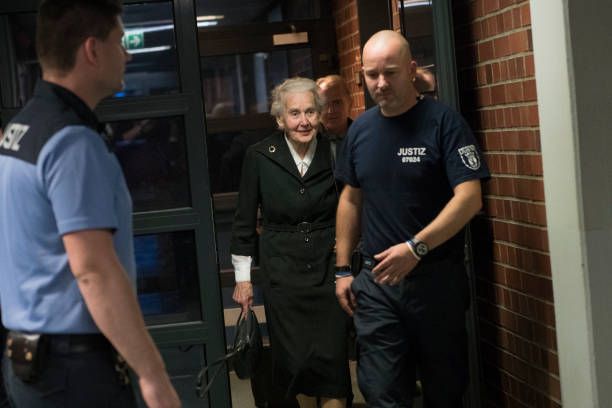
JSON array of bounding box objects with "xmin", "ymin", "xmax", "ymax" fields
[
  {"xmin": 316, "ymin": 74, "xmax": 353, "ymax": 160},
  {"xmin": 0, "ymin": 1, "xmax": 180, "ymax": 407}
]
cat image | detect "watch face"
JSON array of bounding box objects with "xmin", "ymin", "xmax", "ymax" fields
[{"xmin": 415, "ymin": 242, "xmax": 428, "ymax": 256}]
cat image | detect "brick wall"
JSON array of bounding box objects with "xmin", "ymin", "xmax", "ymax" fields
[
  {"xmin": 331, "ymin": 0, "xmax": 365, "ymax": 117},
  {"xmin": 453, "ymin": 1, "xmax": 561, "ymax": 407}
]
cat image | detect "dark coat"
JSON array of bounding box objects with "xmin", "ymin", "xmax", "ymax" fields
[
  {"xmin": 230, "ymin": 130, "xmax": 351, "ymax": 398},
  {"xmin": 230, "ymin": 130, "xmax": 338, "ymax": 287}
]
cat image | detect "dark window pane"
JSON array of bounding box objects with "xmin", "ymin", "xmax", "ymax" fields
[
  {"xmin": 120, "ymin": 2, "xmax": 180, "ymax": 97},
  {"xmin": 134, "ymin": 231, "xmax": 201, "ymax": 325},
  {"xmin": 109, "ymin": 116, "xmax": 191, "ymax": 212},
  {"xmin": 3, "ymin": 13, "xmax": 38, "ymax": 108},
  {"xmin": 202, "ymin": 49, "xmax": 313, "ymax": 119},
  {"xmin": 195, "ymin": 0, "xmax": 323, "ymax": 26},
  {"xmin": 207, "ymin": 129, "xmax": 271, "ymax": 194},
  {"xmin": 1, "ymin": 2, "xmax": 179, "ymax": 107},
  {"xmin": 400, "ymin": 0, "xmax": 438, "ymax": 98}
]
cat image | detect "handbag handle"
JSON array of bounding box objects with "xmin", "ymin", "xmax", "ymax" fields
[{"xmin": 195, "ymin": 310, "xmax": 249, "ymax": 398}]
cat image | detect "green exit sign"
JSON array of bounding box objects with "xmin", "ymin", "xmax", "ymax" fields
[{"xmin": 122, "ymin": 31, "xmax": 144, "ymax": 50}]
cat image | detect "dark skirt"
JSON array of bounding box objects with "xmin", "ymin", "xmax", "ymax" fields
[{"xmin": 262, "ymin": 268, "xmax": 352, "ymax": 399}]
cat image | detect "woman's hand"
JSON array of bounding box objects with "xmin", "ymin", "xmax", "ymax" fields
[{"xmin": 233, "ymin": 281, "xmax": 254, "ymax": 315}]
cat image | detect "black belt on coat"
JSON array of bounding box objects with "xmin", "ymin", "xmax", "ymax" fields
[{"xmin": 264, "ymin": 221, "xmax": 335, "ymax": 233}]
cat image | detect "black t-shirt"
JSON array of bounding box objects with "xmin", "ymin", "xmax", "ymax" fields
[{"xmin": 335, "ymin": 97, "xmax": 490, "ymax": 259}]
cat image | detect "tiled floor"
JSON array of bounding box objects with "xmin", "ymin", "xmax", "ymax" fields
[
  {"xmin": 229, "ymin": 360, "xmax": 423, "ymax": 407},
  {"xmin": 229, "ymin": 361, "xmax": 366, "ymax": 407}
]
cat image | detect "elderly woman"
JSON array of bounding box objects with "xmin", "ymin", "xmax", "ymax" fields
[{"xmin": 230, "ymin": 77, "xmax": 351, "ymax": 408}]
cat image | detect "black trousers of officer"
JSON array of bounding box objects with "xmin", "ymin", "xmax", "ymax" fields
[
  {"xmin": 351, "ymin": 256, "xmax": 470, "ymax": 408},
  {"xmin": 2, "ymin": 335, "xmax": 136, "ymax": 408}
]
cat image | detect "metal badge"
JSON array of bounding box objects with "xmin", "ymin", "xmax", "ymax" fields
[{"xmin": 268, "ymin": 145, "xmax": 276, "ymax": 153}]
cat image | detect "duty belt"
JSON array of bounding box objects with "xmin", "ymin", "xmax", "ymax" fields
[{"xmin": 264, "ymin": 221, "xmax": 335, "ymax": 233}]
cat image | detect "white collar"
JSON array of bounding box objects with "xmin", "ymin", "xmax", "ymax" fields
[{"xmin": 284, "ymin": 134, "xmax": 317, "ymax": 177}]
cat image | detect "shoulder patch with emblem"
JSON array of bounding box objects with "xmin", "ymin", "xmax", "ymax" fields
[{"xmin": 458, "ymin": 145, "xmax": 481, "ymax": 170}]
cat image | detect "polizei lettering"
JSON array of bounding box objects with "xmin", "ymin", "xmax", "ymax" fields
[
  {"xmin": 397, "ymin": 147, "xmax": 426, "ymax": 163},
  {"xmin": 0, "ymin": 123, "xmax": 30, "ymax": 152}
]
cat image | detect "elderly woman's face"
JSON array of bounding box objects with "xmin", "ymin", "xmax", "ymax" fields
[{"xmin": 277, "ymin": 91, "xmax": 320, "ymax": 146}]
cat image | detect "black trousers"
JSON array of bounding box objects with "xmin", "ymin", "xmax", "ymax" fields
[
  {"xmin": 2, "ymin": 337, "xmax": 136, "ymax": 408},
  {"xmin": 351, "ymin": 258, "xmax": 470, "ymax": 408}
]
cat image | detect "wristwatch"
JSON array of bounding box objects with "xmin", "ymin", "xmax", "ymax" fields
[{"xmin": 407, "ymin": 237, "xmax": 429, "ymax": 259}]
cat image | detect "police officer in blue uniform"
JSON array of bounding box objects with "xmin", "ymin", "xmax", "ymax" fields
[
  {"xmin": 334, "ymin": 30, "xmax": 490, "ymax": 408},
  {"xmin": 0, "ymin": 1, "xmax": 180, "ymax": 407}
]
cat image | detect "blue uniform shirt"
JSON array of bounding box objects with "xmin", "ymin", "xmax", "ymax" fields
[
  {"xmin": 335, "ymin": 97, "xmax": 490, "ymax": 260},
  {"xmin": 0, "ymin": 80, "xmax": 135, "ymax": 333}
]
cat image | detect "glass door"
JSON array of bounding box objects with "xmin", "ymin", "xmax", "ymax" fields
[{"xmin": 194, "ymin": 0, "xmax": 338, "ymax": 405}]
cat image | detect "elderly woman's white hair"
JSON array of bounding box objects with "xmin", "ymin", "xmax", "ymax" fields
[{"xmin": 270, "ymin": 77, "xmax": 325, "ymax": 120}]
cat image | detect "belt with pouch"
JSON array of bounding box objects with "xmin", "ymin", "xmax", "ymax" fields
[
  {"xmin": 6, "ymin": 331, "xmax": 114, "ymax": 383},
  {"xmin": 6, "ymin": 331, "xmax": 110, "ymax": 356}
]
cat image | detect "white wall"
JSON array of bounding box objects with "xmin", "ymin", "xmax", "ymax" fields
[{"xmin": 530, "ymin": 0, "xmax": 612, "ymax": 407}]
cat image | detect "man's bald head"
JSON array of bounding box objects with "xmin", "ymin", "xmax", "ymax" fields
[
  {"xmin": 361, "ymin": 30, "xmax": 418, "ymax": 116},
  {"xmin": 363, "ymin": 30, "xmax": 412, "ymax": 65}
]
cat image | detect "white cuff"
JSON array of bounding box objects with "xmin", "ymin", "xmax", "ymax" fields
[{"xmin": 231, "ymin": 254, "xmax": 252, "ymax": 282}]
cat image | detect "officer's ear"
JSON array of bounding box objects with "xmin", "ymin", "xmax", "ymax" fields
[{"xmin": 81, "ymin": 37, "xmax": 101, "ymax": 67}]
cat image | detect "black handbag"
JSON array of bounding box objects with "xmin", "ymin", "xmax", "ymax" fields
[{"xmin": 196, "ymin": 308, "xmax": 263, "ymax": 398}]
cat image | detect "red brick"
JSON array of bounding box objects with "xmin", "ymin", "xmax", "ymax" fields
[
  {"xmin": 489, "ymin": 243, "xmax": 551, "ymax": 276},
  {"xmin": 516, "ymin": 56, "xmax": 526, "ymax": 78},
  {"xmin": 491, "ymin": 84, "xmax": 506, "ymax": 104},
  {"xmin": 467, "ymin": 21, "xmax": 481, "ymax": 41},
  {"xmin": 477, "ymin": 87, "xmax": 492, "ymax": 106},
  {"xmin": 517, "ymin": 130, "xmax": 539, "ymax": 151},
  {"xmin": 506, "ymin": 82, "xmax": 523, "ymax": 103},
  {"xmin": 500, "ymin": 61, "xmax": 509, "ymax": 81},
  {"xmin": 521, "ymin": 273, "xmax": 554, "ymax": 301},
  {"xmin": 496, "ymin": 108, "xmax": 506, "ymax": 127},
  {"xmin": 525, "ymin": 54, "xmax": 535, "ymax": 76},
  {"xmin": 523, "ymin": 79, "xmax": 537, "ymax": 101},
  {"xmin": 479, "ymin": 40, "xmax": 495, "ymax": 62},
  {"xmin": 502, "ymin": 10, "xmax": 513, "ymax": 31},
  {"xmin": 471, "ymin": 0, "xmax": 485, "ymax": 19},
  {"xmin": 510, "ymin": 30, "xmax": 531, "ymax": 54},
  {"xmin": 509, "ymin": 106, "xmax": 520, "ymax": 127},
  {"xmin": 474, "ymin": 66, "xmax": 486, "ymax": 86},
  {"xmin": 512, "ymin": 7, "xmax": 522, "ymax": 29},
  {"xmin": 508, "ymin": 58, "xmax": 518, "ymax": 79},
  {"xmin": 494, "ymin": 35, "xmax": 511, "ymax": 58},
  {"xmin": 520, "ymin": 104, "xmax": 540, "ymax": 126},
  {"xmin": 485, "ymin": 131, "xmax": 503, "ymax": 150},
  {"xmin": 484, "ymin": 0, "xmax": 500, "ymax": 14},
  {"xmin": 491, "ymin": 62, "xmax": 501, "ymax": 82},
  {"xmin": 521, "ymin": 2, "xmax": 531, "ymax": 27},
  {"xmin": 506, "ymin": 267, "xmax": 521, "ymax": 289},
  {"xmin": 487, "ymin": 16, "xmax": 499, "ymax": 37}
]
